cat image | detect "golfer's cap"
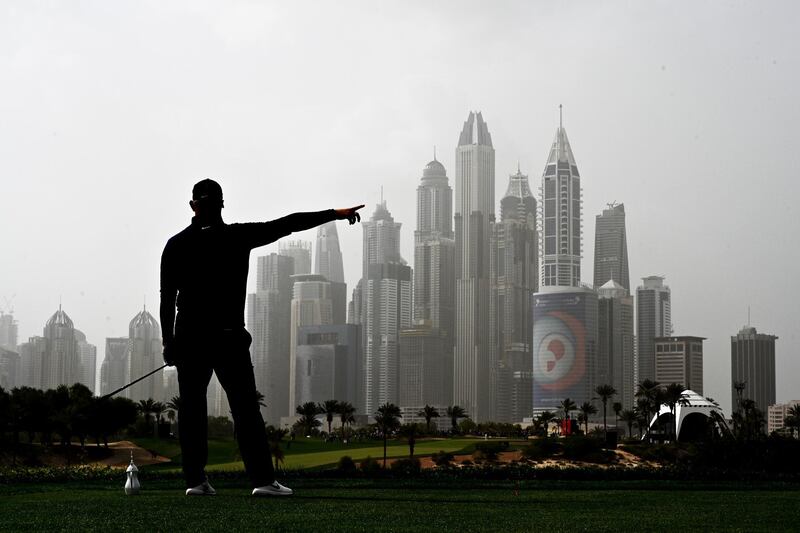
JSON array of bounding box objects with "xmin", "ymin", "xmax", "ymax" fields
[{"xmin": 192, "ymin": 179, "xmax": 223, "ymax": 201}]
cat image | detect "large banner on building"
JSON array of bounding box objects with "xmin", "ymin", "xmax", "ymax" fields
[{"xmin": 532, "ymin": 289, "xmax": 596, "ymax": 411}]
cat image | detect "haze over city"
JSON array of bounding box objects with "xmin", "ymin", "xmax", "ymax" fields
[{"xmin": 1, "ymin": 1, "xmax": 798, "ymax": 414}]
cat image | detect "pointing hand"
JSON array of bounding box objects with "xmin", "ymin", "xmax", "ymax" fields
[{"xmin": 335, "ymin": 205, "xmax": 365, "ymax": 225}]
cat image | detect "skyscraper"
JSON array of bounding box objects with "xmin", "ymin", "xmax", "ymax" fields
[
  {"xmin": 295, "ymin": 324, "xmax": 362, "ymax": 409},
  {"xmin": 541, "ymin": 107, "xmax": 582, "ymax": 288},
  {"xmin": 597, "ymin": 280, "xmax": 635, "ymax": 408},
  {"xmin": 454, "ymin": 111, "xmax": 495, "ymax": 421},
  {"xmin": 128, "ymin": 306, "xmax": 162, "ymax": 402},
  {"xmin": 314, "ymin": 222, "xmax": 345, "ymax": 284},
  {"xmin": 594, "ymin": 203, "xmax": 630, "ymax": 291},
  {"xmin": 314, "ymin": 222, "xmax": 348, "ymax": 324},
  {"xmin": 247, "ymin": 253, "xmax": 294, "ymax": 423},
  {"xmin": 655, "ymin": 336, "xmax": 705, "ymax": 394},
  {"xmin": 101, "ymin": 337, "xmax": 130, "ymax": 396},
  {"xmin": 0, "ymin": 312, "xmax": 18, "ymax": 351},
  {"xmin": 399, "ymin": 156, "xmax": 456, "ymax": 413},
  {"xmin": 413, "ymin": 156, "xmax": 455, "ymax": 336},
  {"xmin": 279, "ymin": 240, "xmax": 312, "ymax": 275},
  {"xmin": 289, "ymin": 274, "xmax": 334, "ymax": 410},
  {"xmin": 731, "ymin": 325, "xmax": 777, "ymax": 413},
  {"xmin": 361, "ymin": 201, "xmax": 412, "ymax": 414},
  {"xmin": 636, "ymin": 276, "xmax": 672, "ymax": 384},
  {"xmin": 74, "ymin": 329, "xmax": 97, "ymax": 393},
  {"xmin": 491, "ymin": 167, "xmax": 538, "ymax": 422},
  {"xmin": 532, "ymin": 111, "xmax": 598, "ymax": 413},
  {"xmin": 42, "ymin": 306, "xmax": 79, "ymax": 390}
]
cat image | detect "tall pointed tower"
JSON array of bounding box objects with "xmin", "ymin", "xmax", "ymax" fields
[
  {"xmin": 533, "ymin": 109, "xmax": 597, "ymax": 414},
  {"xmin": 128, "ymin": 306, "xmax": 162, "ymax": 402},
  {"xmin": 454, "ymin": 111, "xmax": 495, "ymax": 421},
  {"xmin": 314, "ymin": 222, "xmax": 345, "ymax": 284},
  {"xmin": 541, "ymin": 106, "xmax": 582, "ymax": 287}
]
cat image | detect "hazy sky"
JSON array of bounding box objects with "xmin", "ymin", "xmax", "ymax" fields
[{"xmin": 2, "ymin": 1, "xmax": 798, "ymax": 413}]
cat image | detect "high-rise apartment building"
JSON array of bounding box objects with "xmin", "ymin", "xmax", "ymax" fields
[
  {"xmin": 279, "ymin": 240, "xmax": 312, "ymax": 275},
  {"xmin": 597, "ymin": 280, "xmax": 635, "ymax": 408},
  {"xmin": 490, "ymin": 167, "xmax": 538, "ymax": 422},
  {"xmin": 42, "ymin": 306, "xmax": 79, "ymax": 390},
  {"xmin": 361, "ymin": 202, "xmax": 412, "ymax": 414},
  {"xmin": 314, "ymin": 222, "xmax": 348, "ymax": 324},
  {"xmin": 398, "ymin": 324, "xmax": 452, "ymax": 408},
  {"xmin": 101, "ymin": 337, "xmax": 130, "ymax": 396},
  {"xmin": 128, "ymin": 307, "xmax": 162, "ymax": 402},
  {"xmin": 18, "ymin": 336, "xmax": 46, "ymax": 389},
  {"xmin": 247, "ymin": 253, "xmax": 294, "ymax": 423},
  {"xmin": 730, "ymin": 325, "xmax": 777, "ymax": 413},
  {"xmin": 314, "ymin": 222, "xmax": 345, "ymax": 284},
  {"xmin": 593, "ymin": 203, "xmax": 630, "ymax": 291},
  {"xmin": 0, "ymin": 312, "xmax": 18, "ymax": 351},
  {"xmin": 541, "ymin": 108, "xmax": 582, "ymax": 287},
  {"xmin": 399, "ymin": 156, "xmax": 456, "ymax": 414},
  {"xmin": 654, "ymin": 336, "xmax": 704, "ymax": 394},
  {"xmin": 413, "ymin": 157, "xmax": 455, "ymax": 336},
  {"xmin": 74, "ymin": 329, "xmax": 97, "ymax": 393},
  {"xmin": 295, "ymin": 324, "xmax": 362, "ymax": 409},
  {"xmin": 533, "ymin": 111, "xmax": 596, "ymax": 414},
  {"xmin": 454, "ymin": 111, "xmax": 495, "ymax": 422},
  {"xmin": 767, "ymin": 400, "xmax": 800, "ymax": 434},
  {"xmin": 289, "ymin": 274, "xmax": 334, "ymax": 409},
  {"xmin": 636, "ymin": 276, "xmax": 672, "ymax": 384},
  {"xmin": 0, "ymin": 347, "xmax": 19, "ymax": 389}
]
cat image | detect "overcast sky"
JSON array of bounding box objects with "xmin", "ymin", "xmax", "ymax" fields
[{"xmin": 1, "ymin": 1, "xmax": 798, "ymax": 413}]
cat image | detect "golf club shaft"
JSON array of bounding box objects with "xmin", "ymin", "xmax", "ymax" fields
[{"xmin": 100, "ymin": 363, "xmax": 168, "ymax": 400}]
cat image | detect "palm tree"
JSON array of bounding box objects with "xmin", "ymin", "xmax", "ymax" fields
[
  {"xmin": 594, "ymin": 384, "xmax": 617, "ymax": 437},
  {"xmin": 295, "ymin": 402, "xmax": 322, "ymax": 436},
  {"xmin": 137, "ymin": 398, "xmax": 157, "ymax": 435},
  {"xmin": 375, "ymin": 403, "xmax": 402, "ymax": 467},
  {"xmin": 537, "ymin": 411, "xmax": 556, "ymax": 437},
  {"xmin": 417, "ymin": 405, "xmax": 440, "ymax": 434},
  {"xmin": 398, "ymin": 423, "xmax": 420, "ymax": 458},
  {"xmin": 265, "ymin": 425, "xmax": 289, "ymax": 471},
  {"xmin": 152, "ymin": 401, "xmax": 167, "ymax": 425},
  {"xmin": 338, "ymin": 401, "xmax": 356, "ymax": 441},
  {"xmin": 635, "ymin": 398, "xmax": 650, "ymax": 438},
  {"xmin": 578, "ymin": 401, "xmax": 597, "ymax": 434},
  {"xmin": 612, "ymin": 402, "xmax": 623, "ymax": 431},
  {"xmin": 635, "ymin": 380, "xmax": 661, "ymax": 439},
  {"xmin": 320, "ymin": 399, "xmax": 341, "ymax": 435},
  {"xmin": 662, "ymin": 383, "xmax": 685, "ymax": 441},
  {"xmin": 166, "ymin": 396, "xmax": 182, "ymax": 433},
  {"xmin": 620, "ymin": 409, "xmax": 637, "ymax": 438},
  {"xmin": 446, "ymin": 405, "xmax": 467, "ymax": 432},
  {"xmin": 560, "ymin": 398, "xmax": 577, "ymax": 426}
]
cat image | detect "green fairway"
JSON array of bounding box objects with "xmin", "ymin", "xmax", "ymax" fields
[
  {"xmin": 137, "ymin": 437, "xmax": 487, "ymax": 471},
  {"xmin": 2, "ymin": 479, "xmax": 798, "ymax": 532}
]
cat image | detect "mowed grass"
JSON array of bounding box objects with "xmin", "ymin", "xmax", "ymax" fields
[
  {"xmin": 136, "ymin": 437, "xmax": 487, "ymax": 471},
  {"xmin": 2, "ymin": 479, "xmax": 798, "ymax": 532}
]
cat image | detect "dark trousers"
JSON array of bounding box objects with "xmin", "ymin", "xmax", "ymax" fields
[{"xmin": 176, "ymin": 328, "xmax": 274, "ymax": 488}]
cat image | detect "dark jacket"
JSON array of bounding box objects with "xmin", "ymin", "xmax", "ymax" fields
[{"xmin": 159, "ymin": 210, "xmax": 337, "ymax": 345}]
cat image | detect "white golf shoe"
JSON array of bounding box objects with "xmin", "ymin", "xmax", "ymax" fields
[
  {"xmin": 185, "ymin": 479, "xmax": 217, "ymax": 496},
  {"xmin": 251, "ymin": 481, "xmax": 293, "ymax": 497}
]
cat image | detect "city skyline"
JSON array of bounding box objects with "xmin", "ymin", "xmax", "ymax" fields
[{"xmin": 2, "ymin": 3, "xmax": 799, "ymax": 415}]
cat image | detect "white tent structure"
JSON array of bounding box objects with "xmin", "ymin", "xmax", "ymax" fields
[{"xmin": 647, "ymin": 389, "xmax": 729, "ymax": 441}]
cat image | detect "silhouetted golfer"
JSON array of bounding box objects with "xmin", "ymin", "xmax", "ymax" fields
[{"xmin": 160, "ymin": 179, "xmax": 362, "ymax": 497}]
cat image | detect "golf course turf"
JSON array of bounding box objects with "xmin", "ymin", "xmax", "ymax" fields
[{"xmin": 2, "ymin": 479, "xmax": 798, "ymax": 532}]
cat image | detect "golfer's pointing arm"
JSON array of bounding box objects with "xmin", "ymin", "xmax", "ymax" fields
[{"xmin": 242, "ymin": 205, "xmax": 364, "ymax": 249}]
